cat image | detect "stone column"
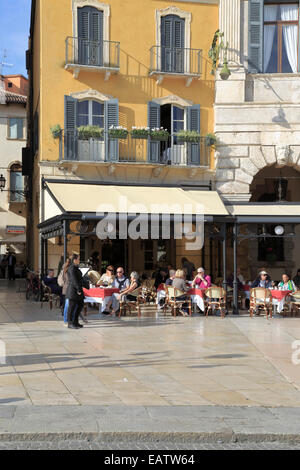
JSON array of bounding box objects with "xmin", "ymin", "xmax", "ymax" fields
[{"xmin": 219, "ymin": 0, "xmax": 241, "ymax": 65}]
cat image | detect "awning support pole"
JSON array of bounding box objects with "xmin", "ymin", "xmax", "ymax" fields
[
  {"xmin": 233, "ymin": 222, "xmax": 239, "ymax": 315},
  {"xmin": 222, "ymin": 223, "xmax": 228, "ymax": 313},
  {"xmin": 45, "ymin": 239, "xmax": 48, "ymax": 275},
  {"xmin": 41, "ymin": 237, "xmax": 45, "ymax": 278},
  {"xmin": 63, "ymin": 220, "xmax": 68, "ymax": 263}
]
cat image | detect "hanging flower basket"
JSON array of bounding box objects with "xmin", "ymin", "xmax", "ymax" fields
[
  {"xmin": 50, "ymin": 124, "xmax": 62, "ymax": 139},
  {"xmin": 77, "ymin": 125, "xmax": 104, "ymax": 140},
  {"xmin": 130, "ymin": 127, "xmax": 150, "ymax": 140},
  {"xmin": 150, "ymin": 128, "xmax": 169, "ymax": 141},
  {"xmin": 109, "ymin": 126, "xmax": 128, "ymax": 139},
  {"xmin": 205, "ymin": 133, "xmax": 218, "ymax": 147},
  {"xmin": 175, "ymin": 130, "xmax": 201, "ymax": 143}
]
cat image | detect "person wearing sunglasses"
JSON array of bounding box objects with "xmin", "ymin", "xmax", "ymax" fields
[
  {"xmin": 251, "ymin": 271, "xmax": 272, "ymax": 289},
  {"xmin": 99, "ymin": 265, "xmax": 115, "ymax": 287}
]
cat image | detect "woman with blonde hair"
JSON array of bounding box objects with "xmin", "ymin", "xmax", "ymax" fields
[{"xmin": 172, "ymin": 269, "xmax": 190, "ymax": 316}]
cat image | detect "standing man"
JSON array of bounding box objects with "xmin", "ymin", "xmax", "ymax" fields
[
  {"xmin": 66, "ymin": 254, "xmax": 84, "ymax": 329},
  {"xmin": 7, "ymin": 251, "xmax": 16, "ymax": 281},
  {"xmin": 181, "ymin": 257, "xmax": 195, "ymax": 281}
]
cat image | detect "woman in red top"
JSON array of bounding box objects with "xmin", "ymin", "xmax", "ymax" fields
[{"xmin": 192, "ymin": 267, "xmax": 211, "ymax": 289}]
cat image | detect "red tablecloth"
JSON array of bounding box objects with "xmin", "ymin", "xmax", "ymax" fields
[
  {"xmin": 242, "ymin": 285, "xmax": 250, "ymax": 291},
  {"xmin": 157, "ymin": 284, "xmax": 205, "ymax": 297},
  {"xmin": 270, "ymin": 290, "xmax": 291, "ymax": 301},
  {"xmin": 83, "ymin": 287, "xmax": 119, "ymax": 299}
]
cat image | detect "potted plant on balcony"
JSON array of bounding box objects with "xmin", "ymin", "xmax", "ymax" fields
[
  {"xmin": 150, "ymin": 127, "xmax": 169, "ymax": 141},
  {"xmin": 109, "ymin": 125, "xmax": 128, "ymax": 140},
  {"xmin": 175, "ymin": 130, "xmax": 201, "ymax": 143},
  {"xmin": 50, "ymin": 124, "xmax": 62, "ymax": 139},
  {"xmin": 130, "ymin": 126, "xmax": 150, "ymax": 140},
  {"xmin": 77, "ymin": 125, "xmax": 104, "ymax": 140},
  {"xmin": 205, "ymin": 133, "xmax": 218, "ymax": 148}
]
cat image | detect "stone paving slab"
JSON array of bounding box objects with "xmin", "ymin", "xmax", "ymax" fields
[{"xmin": 1, "ymin": 405, "xmax": 300, "ymax": 443}]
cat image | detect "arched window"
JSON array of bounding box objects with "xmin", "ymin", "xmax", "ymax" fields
[{"xmin": 10, "ymin": 164, "xmax": 24, "ymax": 203}]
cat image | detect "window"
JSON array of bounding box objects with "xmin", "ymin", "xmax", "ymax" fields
[
  {"xmin": 78, "ymin": 100, "xmax": 104, "ymax": 128},
  {"xmin": 10, "ymin": 164, "xmax": 24, "ymax": 203},
  {"xmin": 258, "ymin": 224, "xmax": 285, "ymax": 261},
  {"xmin": 173, "ymin": 106, "xmax": 184, "ymax": 144},
  {"xmin": 264, "ymin": 3, "xmax": 299, "ymax": 73},
  {"xmin": 8, "ymin": 118, "xmax": 24, "ymax": 140}
]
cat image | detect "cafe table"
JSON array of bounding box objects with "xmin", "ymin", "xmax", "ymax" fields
[
  {"xmin": 270, "ymin": 289, "xmax": 291, "ymax": 315},
  {"xmin": 83, "ymin": 287, "xmax": 120, "ymax": 314}
]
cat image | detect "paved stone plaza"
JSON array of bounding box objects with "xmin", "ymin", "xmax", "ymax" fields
[{"xmin": 1, "ymin": 280, "xmax": 300, "ymax": 446}]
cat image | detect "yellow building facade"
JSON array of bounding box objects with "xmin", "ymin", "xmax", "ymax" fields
[{"xmin": 27, "ymin": 0, "xmax": 220, "ymax": 275}]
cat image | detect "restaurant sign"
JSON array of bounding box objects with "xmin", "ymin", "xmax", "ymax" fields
[{"xmin": 6, "ymin": 226, "xmax": 26, "ymax": 234}]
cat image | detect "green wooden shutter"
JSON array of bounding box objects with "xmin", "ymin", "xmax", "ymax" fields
[
  {"xmin": 64, "ymin": 95, "xmax": 78, "ymax": 160},
  {"xmin": 105, "ymin": 98, "xmax": 119, "ymax": 162},
  {"xmin": 187, "ymin": 105, "xmax": 200, "ymax": 165},
  {"xmin": 148, "ymin": 101, "xmax": 160, "ymax": 163},
  {"xmin": 248, "ymin": 0, "xmax": 263, "ymax": 73}
]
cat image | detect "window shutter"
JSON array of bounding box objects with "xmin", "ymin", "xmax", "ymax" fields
[
  {"xmin": 64, "ymin": 95, "xmax": 78, "ymax": 160},
  {"xmin": 248, "ymin": 0, "xmax": 263, "ymax": 73},
  {"xmin": 105, "ymin": 98, "xmax": 119, "ymax": 161},
  {"xmin": 187, "ymin": 104, "xmax": 200, "ymax": 165},
  {"xmin": 148, "ymin": 101, "xmax": 160, "ymax": 163},
  {"xmin": 91, "ymin": 10, "xmax": 103, "ymax": 66},
  {"xmin": 78, "ymin": 7, "xmax": 103, "ymax": 66}
]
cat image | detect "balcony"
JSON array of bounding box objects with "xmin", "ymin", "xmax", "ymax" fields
[
  {"xmin": 65, "ymin": 37, "xmax": 120, "ymax": 80},
  {"xmin": 149, "ymin": 46, "xmax": 202, "ymax": 87},
  {"xmin": 59, "ymin": 131, "xmax": 210, "ymax": 167}
]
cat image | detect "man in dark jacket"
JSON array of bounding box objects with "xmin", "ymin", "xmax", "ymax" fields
[{"xmin": 66, "ymin": 254, "xmax": 85, "ymax": 329}]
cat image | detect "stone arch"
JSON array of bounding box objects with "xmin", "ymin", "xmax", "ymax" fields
[{"xmin": 216, "ymin": 144, "xmax": 300, "ymax": 199}]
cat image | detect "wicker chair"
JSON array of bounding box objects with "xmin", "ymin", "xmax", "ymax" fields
[
  {"xmin": 290, "ymin": 290, "xmax": 300, "ymax": 317},
  {"xmin": 205, "ymin": 286, "xmax": 226, "ymax": 318},
  {"xmin": 40, "ymin": 281, "xmax": 60, "ymax": 310},
  {"xmin": 119, "ymin": 287, "xmax": 144, "ymax": 318},
  {"xmin": 249, "ymin": 288, "xmax": 272, "ymax": 319},
  {"xmin": 141, "ymin": 279, "xmax": 156, "ymax": 304},
  {"xmin": 163, "ymin": 286, "xmax": 191, "ymax": 317}
]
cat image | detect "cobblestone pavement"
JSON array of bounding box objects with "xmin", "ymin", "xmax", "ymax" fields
[{"xmin": 0, "ymin": 439, "xmax": 300, "ymax": 450}]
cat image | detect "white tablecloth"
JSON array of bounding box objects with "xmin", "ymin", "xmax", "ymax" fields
[{"xmin": 156, "ymin": 290, "xmax": 205, "ymax": 312}]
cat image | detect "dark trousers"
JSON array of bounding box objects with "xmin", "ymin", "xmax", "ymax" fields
[
  {"xmin": 0, "ymin": 267, "xmax": 5, "ymax": 279},
  {"xmin": 8, "ymin": 266, "xmax": 15, "ymax": 280},
  {"xmin": 67, "ymin": 299, "xmax": 83, "ymax": 326}
]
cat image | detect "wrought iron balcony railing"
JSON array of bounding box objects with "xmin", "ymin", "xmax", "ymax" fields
[
  {"xmin": 58, "ymin": 131, "xmax": 210, "ymax": 167},
  {"xmin": 65, "ymin": 37, "xmax": 120, "ymax": 77},
  {"xmin": 149, "ymin": 46, "xmax": 202, "ymax": 85}
]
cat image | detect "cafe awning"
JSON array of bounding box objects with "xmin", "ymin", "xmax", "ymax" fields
[
  {"xmin": 44, "ymin": 181, "xmax": 228, "ymax": 219},
  {"xmin": 226, "ymin": 203, "xmax": 300, "ymax": 223},
  {"xmin": 0, "ymin": 234, "xmax": 26, "ymax": 244}
]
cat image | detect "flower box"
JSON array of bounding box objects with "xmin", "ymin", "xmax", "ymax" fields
[
  {"xmin": 109, "ymin": 126, "xmax": 128, "ymax": 140},
  {"xmin": 77, "ymin": 125, "xmax": 104, "ymax": 140},
  {"xmin": 130, "ymin": 127, "xmax": 150, "ymax": 140},
  {"xmin": 150, "ymin": 128, "xmax": 169, "ymax": 141},
  {"xmin": 175, "ymin": 131, "xmax": 201, "ymax": 143}
]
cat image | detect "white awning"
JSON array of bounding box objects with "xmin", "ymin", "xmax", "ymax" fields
[
  {"xmin": 0, "ymin": 234, "xmax": 26, "ymax": 244},
  {"xmin": 45, "ymin": 182, "xmax": 229, "ymax": 216}
]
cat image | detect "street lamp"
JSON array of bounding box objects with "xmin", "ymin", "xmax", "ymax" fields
[
  {"xmin": 0, "ymin": 174, "xmax": 6, "ymax": 190},
  {"xmin": 0, "ymin": 173, "xmax": 28, "ymax": 197}
]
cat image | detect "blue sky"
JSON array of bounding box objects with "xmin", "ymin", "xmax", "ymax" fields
[{"xmin": 0, "ymin": 0, "xmax": 31, "ymax": 77}]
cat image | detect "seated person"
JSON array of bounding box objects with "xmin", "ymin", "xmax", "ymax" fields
[
  {"xmin": 165, "ymin": 269, "xmax": 176, "ymax": 286},
  {"xmin": 293, "ymin": 269, "xmax": 300, "ymax": 289},
  {"xmin": 43, "ymin": 269, "xmax": 63, "ymax": 305},
  {"xmin": 154, "ymin": 268, "xmax": 168, "ymax": 289},
  {"xmin": 278, "ymin": 273, "xmax": 296, "ymax": 292},
  {"xmin": 98, "ymin": 265, "xmax": 115, "ymax": 286},
  {"xmin": 192, "ymin": 267, "xmax": 211, "ymax": 289},
  {"xmin": 112, "ymin": 271, "xmax": 140, "ymax": 314},
  {"xmin": 251, "ymin": 271, "xmax": 272, "ymax": 289},
  {"xmin": 103, "ymin": 267, "xmax": 129, "ymax": 314},
  {"xmin": 172, "ymin": 270, "xmax": 190, "ymax": 316}
]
